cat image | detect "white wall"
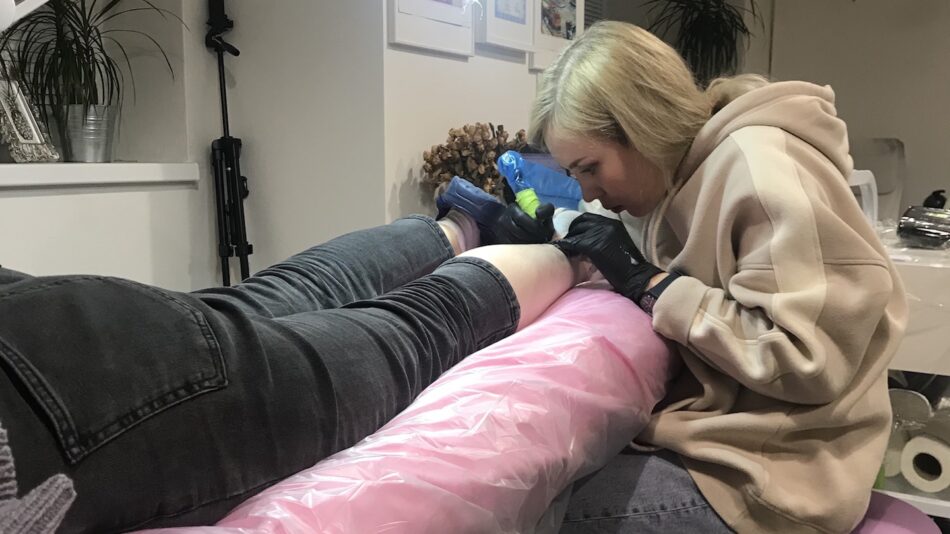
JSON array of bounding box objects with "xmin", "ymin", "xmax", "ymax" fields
[
  {"xmin": 739, "ymin": 0, "xmax": 772, "ymax": 76},
  {"xmin": 0, "ymin": 185, "xmax": 205, "ymax": 289},
  {"xmin": 178, "ymin": 0, "xmax": 230, "ymax": 289},
  {"xmin": 383, "ymin": 3, "xmax": 542, "ymax": 220},
  {"xmin": 604, "ymin": 0, "xmax": 651, "ymax": 26},
  {"xmin": 762, "ymin": 0, "xmax": 950, "ymax": 208},
  {"xmin": 0, "ymin": 0, "xmax": 219, "ymax": 291},
  {"xmin": 3, "ymin": 1, "xmax": 542, "ymax": 286},
  {"xmin": 383, "ymin": 47, "xmax": 539, "ymax": 219},
  {"xmin": 608, "ymin": 0, "xmax": 949, "ymax": 208},
  {"xmin": 221, "ymin": 0, "xmax": 386, "ymax": 269},
  {"xmin": 112, "ymin": 0, "xmax": 188, "ymax": 163},
  {"xmin": 604, "ymin": 0, "xmax": 772, "ymax": 77}
]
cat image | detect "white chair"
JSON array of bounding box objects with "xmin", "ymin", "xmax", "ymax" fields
[{"xmin": 849, "ymin": 169, "xmax": 879, "ymax": 224}]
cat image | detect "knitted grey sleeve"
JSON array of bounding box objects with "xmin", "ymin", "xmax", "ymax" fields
[
  {"xmin": 0, "ymin": 426, "xmax": 15, "ymax": 500},
  {"xmin": 0, "ymin": 422, "xmax": 76, "ymax": 534}
]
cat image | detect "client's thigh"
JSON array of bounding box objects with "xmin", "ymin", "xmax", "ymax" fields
[
  {"xmin": 0, "ymin": 256, "xmax": 519, "ymax": 533},
  {"xmin": 559, "ymin": 449, "xmax": 733, "ymax": 534},
  {"xmin": 0, "ymin": 275, "xmax": 336, "ymax": 533}
]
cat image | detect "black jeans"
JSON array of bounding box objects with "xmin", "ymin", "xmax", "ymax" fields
[
  {"xmin": 0, "ymin": 216, "xmax": 520, "ymax": 533},
  {"xmin": 558, "ymin": 449, "xmax": 732, "ymax": 533}
]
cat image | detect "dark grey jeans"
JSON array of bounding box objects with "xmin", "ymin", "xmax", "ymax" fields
[
  {"xmin": 0, "ymin": 216, "xmax": 520, "ymax": 533},
  {"xmin": 559, "ymin": 449, "xmax": 733, "ymax": 533}
]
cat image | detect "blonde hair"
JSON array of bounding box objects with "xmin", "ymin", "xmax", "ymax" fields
[
  {"xmin": 706, "ymin": 73, "xmax": 770, "ymax": 114},
  {"xmin": 530, "ymin": 21, "xmax": 768, "ymax": 183}
]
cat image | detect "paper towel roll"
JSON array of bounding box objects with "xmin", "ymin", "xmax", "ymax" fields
[
  {"xmin": 884, "ymin": 428, "xmax": 909, "ymax": 477},
  {"xmin": 885, "ymin": 389, "xmax": 931, "ymax": 478},
  {"xmin": 901, "ymin": 434, "xmax": 950, "ymax": 493}
]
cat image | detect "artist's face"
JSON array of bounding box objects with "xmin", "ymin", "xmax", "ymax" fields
[{"xmin": 546, "ymin": 131, "xmax": 666, "ymax": 217}]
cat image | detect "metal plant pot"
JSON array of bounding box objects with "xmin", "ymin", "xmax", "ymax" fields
[{"xmin": 66, "ymin": 104, "xmax": 118, "ymax": 162}]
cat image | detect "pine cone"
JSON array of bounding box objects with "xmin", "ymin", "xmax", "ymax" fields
[{"xmin": 420, "ymin": 122, "xmax": 529, "ymax": 200}]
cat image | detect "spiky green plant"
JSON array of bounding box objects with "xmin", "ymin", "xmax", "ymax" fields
[
  {"xmin": 644, "ymin": 0, "xmax": 759, "ymax": 86},
  {"xmin": 0, "ymin": 0, "xmax": 183, "ymax": 149}
]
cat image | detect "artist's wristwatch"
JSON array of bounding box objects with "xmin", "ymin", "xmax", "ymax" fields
[{"xmin": 636, "ymin": 272, "xmax": 681, "ymax": 316}]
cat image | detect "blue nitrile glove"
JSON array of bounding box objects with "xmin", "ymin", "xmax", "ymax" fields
[{"xmin": 554, "ymin": 213, "xmax": 664, "ymax": 303}]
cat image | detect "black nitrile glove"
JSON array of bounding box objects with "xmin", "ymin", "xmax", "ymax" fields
[
  {"xmin": 490, "ymin": 177, "xmax": 555, "ymax": 244},
  {"xmin": 555, "ymin": 213, "xmax": 664, "ymax": 303},
  {"xmin": 491, "ymin": 202, "xmax": 555, "ymax": 245}
]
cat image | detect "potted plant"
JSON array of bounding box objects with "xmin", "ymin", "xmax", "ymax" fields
[
  {"xmin": 644, "ymin": 0, "xmax": 759, "ymax": 87},
  {"xmin": 0, "ymin": 0, "xmax": 182, "ymax": 162}
]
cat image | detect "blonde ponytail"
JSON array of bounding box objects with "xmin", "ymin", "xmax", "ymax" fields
[{"xmin": 705, "ymin": 74, "xmax": 770, "ymax": 113}]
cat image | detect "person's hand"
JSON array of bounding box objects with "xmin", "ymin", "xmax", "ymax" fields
[
  {"xmin": 490, "ymin": 202, "xmax": 555, "ymax": 245},
  {"xmin": 554, "ymin": 213, "xmax": 664, "ymax": 303},
  {"xmin": 487, "ymin": 177, "xmax": 555, "ymax": 245}
]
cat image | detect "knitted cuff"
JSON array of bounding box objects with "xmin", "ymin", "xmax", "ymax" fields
[{"xmin": 0, "ymin": 419, "xmax": 77, "ymax": 534}]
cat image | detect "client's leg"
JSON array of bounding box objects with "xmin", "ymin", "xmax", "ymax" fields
[
  {"xmin": 195, "ymin": 175, "xmax": 500, "ymax": 319},
  {"xmin": 195, "ymin": 215, "xmax": 460, "ymax": 318},
  {"xmin": 459, "ymin": 244, "xmax": 585, "ymax": 329},
  {"xmin": 0, "ymin": 268, "xmax": 32, "ymax": 285},
  {"xmin": 0, "ymin": 244, "xmax": 581, "ymax": 533}
]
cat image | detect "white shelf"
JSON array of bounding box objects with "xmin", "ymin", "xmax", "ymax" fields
[
  {"xmin": 876, "ymin": 489, "xmax": 950, "ymax": 519},
  {"xmin": 886, "ymin": 261, "xmax": 950, "ymax": 376},
  {"xmin": 0, "ymin": 162, "xmax": 200, "ymax": 190},
  {"xmin": 15, "ymin": 0, "xmax": 48, "ymax": 20},
  {"xmin": 890, "ymin": 354, "xmax": 950, "ymax": 378},
  {"xmin": 876, "ymin": 475, "xmax": 950, "ymax": 518}
]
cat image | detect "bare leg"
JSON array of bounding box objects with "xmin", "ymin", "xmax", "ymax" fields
[
  {"xmin": 437, "ymin": 212, "xmax": 479, "ymax": 255},
  {"xmin": 439, "ymin": 211, "xmax": 589, "ymax": 330},
  {"xmin": 461, "ymin": 244, "xmax": 587, "ymax": 330}
]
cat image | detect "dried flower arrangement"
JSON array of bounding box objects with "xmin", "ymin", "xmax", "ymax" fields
[{"xmin": 421, "ymin": 122, "xmax": 528, "ymax": 198}]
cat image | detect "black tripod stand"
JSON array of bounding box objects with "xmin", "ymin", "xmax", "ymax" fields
[{"xmin": 206, "ymin": 0, "xmax": 252, "ymax": 286}]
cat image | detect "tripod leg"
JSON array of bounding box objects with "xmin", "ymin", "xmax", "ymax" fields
[
  {"xmin": 212, "ymin": 141, "xmax": 233, "ymax": 286},
  {"xmin": 225, "ymin": 139, "xmax": 252, "ymax": 281},
  {"xmin": 238, "ymin": 255, "xmax": 250, "ymax": 281}
]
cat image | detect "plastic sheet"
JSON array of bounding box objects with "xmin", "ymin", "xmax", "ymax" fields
[
  {"xmin": 877, "ymin": 223, "xmax": 950, "ymax": 376},
  {"xmin": 879, "ymin": 223, "xmax": 950, "ymax": 268},
  {"xmin": 140, "ymin": 289, "xmax": 675, "ymax": 534},
  {"xmin": 499, "ymin": 151, "xmax": 582, "ymax": 210}
]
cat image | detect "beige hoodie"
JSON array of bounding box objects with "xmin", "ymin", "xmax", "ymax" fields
[{"xmin": 637, "ymin": 81, "xmax": 908, "ymax": 533}]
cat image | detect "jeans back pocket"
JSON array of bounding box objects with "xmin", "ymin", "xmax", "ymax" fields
[{"xmin": 0, "ymin": 276, "xmax": 226, "ymax": 464}]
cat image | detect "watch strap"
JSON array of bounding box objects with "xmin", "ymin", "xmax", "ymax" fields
[{"xmin": 637, "ymin": 272, "xmax": 681, "ymax": 316}]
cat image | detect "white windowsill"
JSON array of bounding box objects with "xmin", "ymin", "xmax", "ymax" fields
[{"xmin": 0, "ymin": 162, "xmax": 200, "ymax": 190}]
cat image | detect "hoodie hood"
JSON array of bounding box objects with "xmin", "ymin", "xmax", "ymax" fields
[
  {"xmin": 644, "ymin": 81, "xmax": 853, "ymax": 264},
  {"xmin": 674, "ymin": 81, "xmax": 853, "ymax": 185}
]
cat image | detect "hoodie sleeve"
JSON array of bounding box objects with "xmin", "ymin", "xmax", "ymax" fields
[{"xmin": 651, "ymin": 129, "xmax": 899, "ymax": 404}]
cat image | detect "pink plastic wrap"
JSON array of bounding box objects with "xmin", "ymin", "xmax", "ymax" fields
[{"xmin": 141, "ymin": 288, "xmax": 675, "ymax": 534}]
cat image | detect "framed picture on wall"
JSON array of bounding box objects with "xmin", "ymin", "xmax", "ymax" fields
[
  {"xmin": 529, "ymin": 0, "xmax": 584, "ymax": 71},
  {"xmin": 0, "ymin": 54, "xmax": 59, "ymax": 163},
  {"xmin": 388, "ymin": 0, "xmax": 475, "ymax": 57},
  {"xmin": 475, "ymin": 0, "xmax": 535, "ymax": 52}
]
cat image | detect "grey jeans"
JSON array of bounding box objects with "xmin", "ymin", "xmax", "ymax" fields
[
  {"xmin": 559, "ymin": 448, "xmax": 734, "ymax": 533},
  {"xmin": 0, "ymin": 216, "xmax": 520, "ymax": 533}
]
